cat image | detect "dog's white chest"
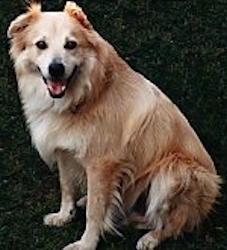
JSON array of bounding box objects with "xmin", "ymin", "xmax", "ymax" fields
[{"xmin": 28, "ymin": 112, "xmax": 89, "ymax": 167}]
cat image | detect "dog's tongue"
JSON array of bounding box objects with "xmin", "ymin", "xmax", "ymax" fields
[{"xmin": 46, "ymin": 80, "xmax": 67, "ymax": 96}]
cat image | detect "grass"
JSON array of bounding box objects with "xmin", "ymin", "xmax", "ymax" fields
[{"xmin": 0, "ymin": 0, "xmax": 227, "ymax": 249}]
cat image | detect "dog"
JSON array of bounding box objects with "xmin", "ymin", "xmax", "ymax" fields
[{"xmin": 8, "ymin": 2, "xmax": 221, "ymax": 250}]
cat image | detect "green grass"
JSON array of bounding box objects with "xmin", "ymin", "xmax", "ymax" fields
[{"xmin": 1, "ymin": 0, "xmax": 227, "ymax": 249}]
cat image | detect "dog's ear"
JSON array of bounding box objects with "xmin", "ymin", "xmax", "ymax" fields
[
  {"xmin": 64, "ymin": 1, "xmax": 93, "ymax": 30},
  {"xmin": 7, "ymin": 2, "xmax": 41, "ymax": 39}
]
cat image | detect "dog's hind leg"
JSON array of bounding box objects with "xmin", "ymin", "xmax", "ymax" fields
[
  {"xmin": 44, "ymin": 151, "xmax": 84, "ymax": 227},
  {"xmin": 136, "ymin": 157, "xmax": 220, "ymax": 250},
  {"xmin": 136, "ymin": 200, "xmax": 200, "ymax": 250}
]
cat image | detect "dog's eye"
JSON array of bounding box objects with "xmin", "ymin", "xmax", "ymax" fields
[
  {"xmin": 64, "ymin": 41, "xmax": 77, "ymax": 50},
  {"xmin": 36, "ymin": 41, "xmax": 48, "ymax": 50}
]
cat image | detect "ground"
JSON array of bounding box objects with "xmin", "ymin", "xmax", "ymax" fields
[{"xmin": 0, "ymin": 0, "xmax": 227, "ymax": 249}]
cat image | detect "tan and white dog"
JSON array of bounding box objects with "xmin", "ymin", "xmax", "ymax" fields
[{"xmin": 8, "ymin": 2, "xmax": 221, "ymax": 250}]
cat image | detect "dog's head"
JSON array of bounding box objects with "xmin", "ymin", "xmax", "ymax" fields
[{"xmin": 8, "ymin": 1, "xmax": 97, "ymax": 99}]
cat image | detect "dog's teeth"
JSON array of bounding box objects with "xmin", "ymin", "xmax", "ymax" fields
[{"xmin": 62, "ymin": 85, "xmax": 66, "ymax": 91}]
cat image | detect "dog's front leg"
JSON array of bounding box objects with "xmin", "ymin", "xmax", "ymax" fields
[
  {"xmin": 44, "ymin": 152, "xmax": 78, "ymax": 227},
  {"xmin": 63, "ymin": 161, "xmax": 117, "ymax": 250}
]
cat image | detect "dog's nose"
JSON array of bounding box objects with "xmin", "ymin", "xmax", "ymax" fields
[{"xmin": 49, "ymin": 62, "xmax": 65, "ymax": 80}]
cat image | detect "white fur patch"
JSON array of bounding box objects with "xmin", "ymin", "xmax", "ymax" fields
[{"xmin": 145, "ymin": 171, "xmax": 174, "ymax": 229}]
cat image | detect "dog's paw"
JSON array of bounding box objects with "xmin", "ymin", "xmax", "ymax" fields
[
  {"xmin": 44, "ymin": 211, "xmax": 75, "ymax": 227},
  {"xmin": 136, "ymin": 233, "xmax": 159, "ymax": 250},
  {"xmin": 63, "ymin": 241, "xmax": 93, "ymax": 250}
]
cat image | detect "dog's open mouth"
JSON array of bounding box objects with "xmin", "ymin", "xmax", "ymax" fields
[
  {"xmin": 41, "ymin": 66, "xmax": 78, "ymax": 98},
  {"xmin": 45, "ymin": 79, "xmax": 68, "ymax": 98}
]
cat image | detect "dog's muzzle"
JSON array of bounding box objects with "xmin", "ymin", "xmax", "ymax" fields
[{"xmin": 41, "ymin": 62, "xmax": 77, "ymax": 98}]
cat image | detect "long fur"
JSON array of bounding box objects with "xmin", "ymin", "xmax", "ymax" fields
[{"xmin": 8, "ymin": 2, "xmax": 221, "ymax": 250}]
